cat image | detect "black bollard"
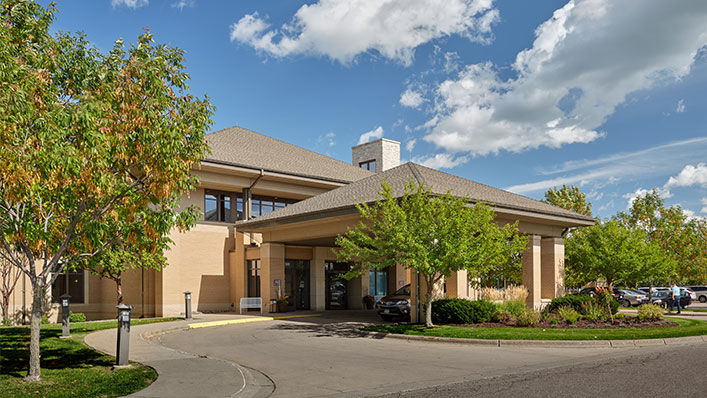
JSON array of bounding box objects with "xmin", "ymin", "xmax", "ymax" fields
[
  {"xmin": 184, "ymin": 291, "xmax": 192, "ymax": 319},
  {"xmin": 116, "ymin": 304, "xmax": 132, "ymax": 367},
  {"xmin": 60, "ymin": 293, "xmax": 71, "ymax": 338}
]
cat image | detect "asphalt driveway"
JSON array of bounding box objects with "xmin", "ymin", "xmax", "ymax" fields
[{"xmin": 154, "ymin": 311, "xmax": 702, "ymax": 397}]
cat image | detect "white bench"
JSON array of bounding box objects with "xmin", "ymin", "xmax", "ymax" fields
[{"xmin": 239, "ymin": 297, "xmax": 263, "ymax": 315}]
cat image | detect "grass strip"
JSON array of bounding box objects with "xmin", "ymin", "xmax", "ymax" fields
[
  {"xmin": 365, "ymin": 317, "xmax": 707, "ymax": 341},
  {"xmin": 0, "ymin": 317, "xmax": 181, "ymax": 398}
]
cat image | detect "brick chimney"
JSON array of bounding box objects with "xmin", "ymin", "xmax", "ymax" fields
[{"xmin": 351, "ymin": 138, "xmax": 400, "ymax": 173}]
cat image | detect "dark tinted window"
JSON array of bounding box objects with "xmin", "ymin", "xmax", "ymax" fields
[{"xmin": 52, "ymin": 270, "xmax": 85, "ymax": 304}]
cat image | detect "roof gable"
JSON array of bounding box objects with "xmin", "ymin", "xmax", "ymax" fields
[{"xmin": 237, "ymin": 162, "xmax": 596, "ymax": 227}]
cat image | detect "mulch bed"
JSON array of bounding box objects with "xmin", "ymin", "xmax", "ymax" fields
[{"xmin": 448, "ymin": 317, "xmax": 677, "ymax": 329}]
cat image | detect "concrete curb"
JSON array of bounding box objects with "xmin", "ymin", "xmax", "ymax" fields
[{"xmin": 362, "ymin": 331, "xmax": 707, "ymax": 348}]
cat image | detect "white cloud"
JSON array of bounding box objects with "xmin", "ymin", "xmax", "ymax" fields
[
  {"xmin": 505, "ymin": 137, "xmax": 707, "ymax": 194},
  {"xmin": 229, "ymin": 0, "xmax": 499, "ymax": 66},
  {"xmin": 112, "ymin": 0, "xmax": 148, "ymax": 8},
  {"xmin": 400, "ymin": 88, "xmax": 425, "ymax": 108},
  {"xmin": 171, "ymin": 0, "xmax": 195, "ymax": 11},
  {"xmin": 357, "ymin": 126, "xmax": 384, "ymax": 145},
  {"xmin": 317, "ymin": 132, "xmax": 336, "ymax": 147},
  {"xmin": 423, "ymin": 0, "xmax": 707, "ymax": 156},
  {"xmin": 622, "ymin": 187, "xmax": 672, "ymax": 210},
  {"xmin": 701, "ymin": 197, "xmax": 707, "ymax": 214},
  {"xmin": 412, "ymin": 153, "xmax": 468, "ymax": 169},
  {"xmin": 664, "ymin": 163, "xmax": 707, "ymax": 188},
  {"xmin": 405, "ymin": 139, "xmax": 417, "ymax": 152},
  {"xmin": 676, "ymin": 99, "xmax": 686, "ymax": 113}
]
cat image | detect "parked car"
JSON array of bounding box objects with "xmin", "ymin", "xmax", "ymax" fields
[
  {"xmin": 580, "ymin": 287, "xmax": 622, "ymax": 301},
  {"xmin": 687, "ymin": 286, "xmax": 707, "ymax": 303},
  {"xmin": 614, "ymin": 289, "xmax": 649, "ymax": 307},
  {"xmin": 679, "ymin": 287, "xmax": 696, "ymax": 301},
  {"xmin": 637, "ymin": 286, "xmax": 669, "ymax": 295},
  {"xmin": 650, "ymin": 290, "xmax": 691, "ymax": 309},
  {"xmin": 375, "ymin": 284, "xmax": 411, "ymax": 322}
]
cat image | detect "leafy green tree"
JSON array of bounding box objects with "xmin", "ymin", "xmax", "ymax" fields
[
  {"xmin": 335, "ymin": 182, "xmax": 527, "ymax": 327},
  {"xmin": 565, "ymin": 220, "xmax": 674, "ymax": 288},
  {"xmin": 543, "ymin": 184, "xmax": 593, "ymax": 217},
  {"xmin": 0, "ymin": 0, "xmax": 212, "ymax": 381},
  {"xmin": 617, "ymin": 189, "xmax": 706, "ymax": 284}
]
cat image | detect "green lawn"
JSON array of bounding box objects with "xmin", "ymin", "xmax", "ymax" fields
[
  {"xmin": 0, "ymin": 317, "xmax": 181, "ymax": 398},
  {"xmin": 365, "ymin": 317, "xmax": 707, "ymax": 341}
]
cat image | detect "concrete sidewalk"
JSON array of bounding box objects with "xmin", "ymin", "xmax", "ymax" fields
[{"xmin": 83, "ymin": 314, "xmax": 275, "ymax": 398}]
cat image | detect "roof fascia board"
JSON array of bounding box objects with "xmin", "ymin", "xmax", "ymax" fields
[{"xmin": 199, "ymin": 160, "xmax": 350, "ymax": 187}]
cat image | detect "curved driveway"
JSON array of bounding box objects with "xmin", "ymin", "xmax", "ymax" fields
[{"xmin": 155, "ymin": 312, "xmax": 699, "ymax": 397}]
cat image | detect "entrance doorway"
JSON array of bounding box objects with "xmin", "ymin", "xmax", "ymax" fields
[
  {"xmin": 284, "ymin": 260, "xmax": 310, "ymax": 310},
  {"xmin": 325, "ymin": 262, "xmax": 348, "ymax": 310}
]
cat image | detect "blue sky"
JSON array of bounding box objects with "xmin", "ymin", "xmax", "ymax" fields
[{"xmin": 44, "ymin": 0, "xmax": 706, "ymax": 219}]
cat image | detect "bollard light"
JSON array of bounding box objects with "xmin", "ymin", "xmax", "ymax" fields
[
  {"xmin": 184, "ymin": 291, "xmax": 192, "ymax": 319},
  {"xmin": 115, "ymin": 304, "xmax": 133, "ymax": 367},
  {"xmin": 60, "ymin": 293, "xmax": 71, "ymax": 338}
]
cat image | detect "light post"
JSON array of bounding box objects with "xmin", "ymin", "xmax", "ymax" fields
[
  {"xmin": 60, "ymin": 293, "xmax": 71, "ymax": 338},
  {"xmin": 184, "ymin": 291, "xmax": 192, "ymax": 319},
  {"xmin": 115, "ymin": 304, "xmax": 132, "ymax": 367}
]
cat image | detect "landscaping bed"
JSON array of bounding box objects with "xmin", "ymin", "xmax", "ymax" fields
[
  {"xmin": 448, "ymin": 317, "xmax": 678, "ymax": 329},
  {"xmin": 365, "ymin": 317, "xmax": 707, "ymax": 340},
  {"xmin": 0, "ymin": 317, "xmax": 181, "ymax": 398}
]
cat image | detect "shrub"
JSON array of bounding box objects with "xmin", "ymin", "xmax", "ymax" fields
[
  {"xmin": 41, "ymin": 315, "xmax": 49, "ymax": 324},
  {"xmin": 432, "ymin": 298, "xmax": 498, "ymax": 324},
  {"xmin": 479, "ymin": 287, "xmax": 503, "ymax": 302},
  {"xmin": 614, "ymin": 313, "xmax": 626, "ymax": 319},
  {"xmin": 479, "ymin": 286, "xmax": 528, "ymax": 303},
  {"xmin": 594, "ymin": 291, "xmax": 619, "ymax": 315},
  {"xmin": 1, "ymin": 317, "xmax": 11, "ymax": 326},
  {"xmin": 545, "ymin": 294, "xmax": 592, "ymax": 315},
  {"xmin": 637, "ymin": 304, "xmax": 663, "ymax": 320},
  {"xmin": 581, "ymin": 302, "xmax": 608, "ymax": 321},
  {"xmin": 493, "ymin": 309, "xmax": 512, "ymax": 324},
  {"xmin": 497, "ymin": 300, "xmax": 526, "ymax": 318},
  {"xmin": 556, "ymin": 305, "xmax": 582, "ymax": 325},
  {"xmin": 69, "ymin": 312, "xmax": 87, "ymax": 322},
  {"xmin": 516, "ymin": 308, "xmax": 541, "ymax": 326}
]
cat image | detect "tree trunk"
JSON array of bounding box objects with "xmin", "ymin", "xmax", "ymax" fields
[
  {"xmin": 424, "ymin": 277, "xmax": 435, "ymax": 327},
  {"xmin": 25, "ymin": 281, "xmax": 45, "ymax": 381},
  {"xmin": 1, "ymin": 294, "xmax": 8, "ymax": 320},
  {"xmin": 115, "ymin": 273, "xmax": 123, "ymax": 305}
]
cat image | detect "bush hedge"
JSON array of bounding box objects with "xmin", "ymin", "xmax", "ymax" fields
[
  {"xmin": 546, "ymin": 293, "xmax": 619, "ymax": 316},
  {"xmin": 432, "ymin": 298, "xmax": 497, "ymax": 324},
  {"xmin": 70, "ymin": 312, "xmax": 87, "ymax": 322}
]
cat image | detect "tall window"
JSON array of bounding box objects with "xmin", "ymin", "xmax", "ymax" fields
[
  {"xmin": 250, "ymin": 195, "xmax": 295, "ymax": 218},
  {"xmin": 369, "ymin": 269, "xmax": 387, "ymax": 300},
  {"xmin": 204, "ymin": 190, "xmax": 244, "ymax": 222},
  {"xmin": 52, "ymin": 270, "xmax": 86, "ymax": 304},
  {"xmin": 247, "ymin": 260, "xmax": 261, "ymax": 297},
  {"xmin": 359, "ymin": 159, "xmax": 376, "ymax": 172}
]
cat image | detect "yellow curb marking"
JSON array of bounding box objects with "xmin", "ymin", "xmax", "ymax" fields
[{"xmin": 188, "ymin": 314, "xmax": 322, "ymax": 329}]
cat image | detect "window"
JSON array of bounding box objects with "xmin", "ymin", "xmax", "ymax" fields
[
  {"xmin": 250, "ymin": 195, "xmax": 296, "ymax": 218},
  {"xmin": 359, "ymin": 159, "xmax": 376, "ymax": 172},
  {"xmin": 247, "ymin": 260, "xmax": 261, "ymax": 297},
  {"xmin": 369, "ymin": 269, "xmax": 388, "ymax": 300},
  {"xmin": 52, "ymin": 270, "xmax": 86, "ymax": 304},
  {"xmin": 204, "ymin": 190, "xmax": 244, "ymax": 222}
]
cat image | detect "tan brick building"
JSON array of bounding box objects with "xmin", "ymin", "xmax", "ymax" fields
[{"xmin": 5, "ymin": 126, "xmax": 594, "ymax": 322}]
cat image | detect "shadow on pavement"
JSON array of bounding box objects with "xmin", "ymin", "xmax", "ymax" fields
[{"xmin": 266, "ymin": 310, "xmax": 393, "ymax": 339}]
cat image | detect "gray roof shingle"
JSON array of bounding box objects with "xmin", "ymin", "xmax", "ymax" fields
[
  {"xmin": 204, "ymin": 125, "xmax": 373, "ymax": 183},
  {"xmin": 237, "ymin": 162, "xmax": 596, "ymax": 227}
]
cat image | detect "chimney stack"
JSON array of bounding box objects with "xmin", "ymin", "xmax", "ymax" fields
[{"xmin": 351, "ymin": 138, "xmax": 400, "ymax": 173}]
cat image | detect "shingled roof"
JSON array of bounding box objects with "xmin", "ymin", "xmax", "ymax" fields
[
  {"xmin": 204, "ymin": 125, "xmax": 373, "ymax": 183},
  {"xmin": 237, "ymin": 162, "xmax": 596, "ymax": 229}
]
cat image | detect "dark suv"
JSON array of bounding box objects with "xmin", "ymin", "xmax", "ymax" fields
[
  {"xmin": 650, "ymin": 290, "xmax": 691, "ymax": 309},
  {"xmin": 375, "ymin": 284, "xmax": 411, "ymax": 322}
]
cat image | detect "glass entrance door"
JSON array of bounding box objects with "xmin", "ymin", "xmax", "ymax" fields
[
  {"xmin": 325, "ymin": 262, "xmax": 349, "ymax": 310},
  {"xmin": 284, "ymin": 260, "xmax": 310, "ymax": 310}
]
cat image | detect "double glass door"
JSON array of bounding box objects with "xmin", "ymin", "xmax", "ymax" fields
[
  {"xmin": 284, "ymin": 260, "xmax": 310, "ymax": 310},
  {"xmin": 325, "ymin": 262, "xmax": 349, "ymax": 310}
]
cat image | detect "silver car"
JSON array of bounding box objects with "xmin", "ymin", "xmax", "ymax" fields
[{"xmin": 618, "ymin": 289, "xmax": 650, "ymax": 307}]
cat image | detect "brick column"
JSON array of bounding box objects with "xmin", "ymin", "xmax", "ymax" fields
[
  {"xmin": 522, "ymin": 235, "xmax": 542, "ymax": 310},
  {"xmin": 260, "ymin": 243, "xmax": 284, "ymax": 313},
  {"xmin": 310, "ymin": 247, "xmax": 330, "ymax": 311},
  {"xmin": 445, "ymin": 270, "xmax": 468, "ymax": 299},
  {"xmin": 541, "ymin": 237, "xmax": 565, "ymax": 299}
]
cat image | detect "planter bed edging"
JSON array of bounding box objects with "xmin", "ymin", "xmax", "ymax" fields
[{"xmin": 362, "ymin": 330, "xmax": 707, "ymax": 348}]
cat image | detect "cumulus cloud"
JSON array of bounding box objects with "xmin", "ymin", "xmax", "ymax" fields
[
  {"xmin": 676, "ymin": 99, "xmax": 686, "ymax": 113},
  {"xmin": 229, "ymin": 0, "xmax": 499, "ymax": 66},
  {"xmin": 405, "ymin": 139, "xmax": 417, "ymax": 152},
  {"xmin": 412, "ymin": 153, "xmax": 468, "ymax": 169},
  {"xmin": 400, "ymin": 88, "xmax": 426, "ymax": 108},
  {"xmin": 664, "ymin": 163, "xmax": 707, "ymax": 188},
  {"xmin": 357, "ymin": 126, "xmax": 384, "ymax": 145},
  {"xmin": 701, "ymin": 197, "xmax": 707, "ymax": 214},
  {"xmin": 423, "ymin": 0, "xmax": 707, "ymax": 156},
  {"xmin": 622, "ymin": 187, "xmax": 672, "ymax": 209},
  {"xmin": 112, "ymin": 0, "xmax": 148, "ymax": 8}
]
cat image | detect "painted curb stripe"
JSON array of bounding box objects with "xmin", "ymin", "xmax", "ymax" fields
[{"xmin": 188, "ymin": 314, "xmax": 322, "ymax": 329}]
